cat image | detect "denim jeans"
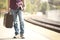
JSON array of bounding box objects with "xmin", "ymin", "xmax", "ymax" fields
[{"xmin": 10, "ymin": 9, "xmax": 24, "ymax": 35}]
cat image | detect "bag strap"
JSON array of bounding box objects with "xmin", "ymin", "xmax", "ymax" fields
[
  {"xmin": 7, "ymin": 0, "xmax": 11, "ymax": 14},
  {"xmin": 8, "ymin": 0, "xmax": 10, "ymax": 12}
]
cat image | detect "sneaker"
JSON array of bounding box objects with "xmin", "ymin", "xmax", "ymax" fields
[
  {"xmin": 20, "ymin": 34, "xmax": 25, "ymax": 39},
  {"xmin": 13, "ymin": 34, "xmax": 20, "ymax": 38},
  {"xmin": 21, "ymin": 36, "xmax": 25, "ymax": 39},
  {"xmin": 13, "ymin": 36, "xmax": 16, "ymax": 38}
]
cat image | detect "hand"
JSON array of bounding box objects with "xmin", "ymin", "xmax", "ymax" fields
[{"xmin": 16, "ymin": 1, "xmax": 23, "ymax": 7}]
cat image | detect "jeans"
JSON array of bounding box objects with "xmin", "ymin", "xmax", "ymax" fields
[{"xmin": 10, "ymin": 9, "xmax": 24, "ymax": 35}]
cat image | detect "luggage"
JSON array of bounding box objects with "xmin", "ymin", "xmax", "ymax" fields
[{"xmin": 4, "ymin": 12, "xmax": 13, "ymax": 28}]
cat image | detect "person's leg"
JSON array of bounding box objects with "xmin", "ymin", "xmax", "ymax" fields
[
  {"xmin": 11, "ymin": 9, "xmax": 19, "ymax": 35},
  {"xmin": 18, "ymin": 10, "xmax": 24, "ymax": 38}
]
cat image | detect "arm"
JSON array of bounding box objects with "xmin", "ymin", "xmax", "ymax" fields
[
  {"xmin": 22, "ymin": 0, "xmax": 25, "ymax": 7},
  {"xmin": 16, "ymin": 0, "xmax": 25, "ymax": 10}
]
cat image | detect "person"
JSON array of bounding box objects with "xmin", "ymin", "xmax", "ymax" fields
[{"xmin": 9, "ymin": 0, "xmax": 25, "ymax": 39}]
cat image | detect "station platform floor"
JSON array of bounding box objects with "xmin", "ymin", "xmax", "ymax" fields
[{"xmin": 0, "ymin": 14, "xmax": 60, "ymax": 40}]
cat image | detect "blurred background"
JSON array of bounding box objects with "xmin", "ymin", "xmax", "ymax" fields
[
  {"xmin": 0, "ymin": 0, "xmax": 60, "ymax": 21},
  {"xmin": 0, "ymin": 0, "xmax": 60, "ymax": 14}
]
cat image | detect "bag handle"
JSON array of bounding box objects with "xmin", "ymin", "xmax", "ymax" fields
[{"xmin": 7, "ymin": 0, "xmax": 11, "ymax": 15}]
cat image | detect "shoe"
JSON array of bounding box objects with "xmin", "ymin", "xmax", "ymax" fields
[
  {"xmin": 13, "ymin": 34, "xmax": 20, "ymax": 39},
  {"xmin": 13, "ymin": 36, "xmax": 16, "ymax": 38},
  {"xmin": 21, "ymin": 36, "xmax": 25, "ymax": 39},
  {"xmin": 20, "ymin": 34, "xmax": 25, "ymax": 39},
  {"xmin": 13, "ymin": 34, "xmax": 18, "ymax": 39}
]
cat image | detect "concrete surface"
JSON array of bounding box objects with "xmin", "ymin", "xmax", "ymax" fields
[{"xmin": 0, "ymin": 14, "xmax": 60, "ymax": 40}]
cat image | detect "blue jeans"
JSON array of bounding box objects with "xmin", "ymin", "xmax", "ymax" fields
[{"xmin": 10, "ymin": 9, "xmax": 24, "ymax": 35}]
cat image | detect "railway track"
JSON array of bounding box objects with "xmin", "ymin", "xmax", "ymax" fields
[{"xmin": 24, "ymin": 17, "xmax": 60, "ymax": 33}]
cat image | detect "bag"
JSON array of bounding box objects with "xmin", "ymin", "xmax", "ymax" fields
[{"xmin": 4, "ymin": 12, "xmax": 13, "ymax": 28}]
